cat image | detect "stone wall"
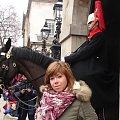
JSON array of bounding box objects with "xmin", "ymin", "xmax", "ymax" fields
[{"xmin": 60, "ymin": 0, "xmax": 90, "ymax": 58}]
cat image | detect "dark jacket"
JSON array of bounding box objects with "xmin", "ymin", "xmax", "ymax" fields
[
  {"xmin": 65, "ymin": 32, "xmax": 118, "ymax": 109},
  {"xmin": 14, "ymin": 81, "xmax": 37, "ymax": 115}
]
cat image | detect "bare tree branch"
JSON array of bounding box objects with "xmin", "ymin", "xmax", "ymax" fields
[{"xmin": 0, "ymin": 5, "xmax": 21, "ymax": 46}]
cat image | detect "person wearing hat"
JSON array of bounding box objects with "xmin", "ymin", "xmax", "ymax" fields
[
  {"xmin": 14, "ymin": 75, "xmax": 37, "ymax": 120},
  {"xmin": 64, "ymin": 0, "xmax": 118, "ymax": 120}
]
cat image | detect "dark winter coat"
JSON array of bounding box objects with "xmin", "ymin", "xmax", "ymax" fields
[
  {"xmin": 65, "ymin": 32, "xmax": 118, "ymax": 109},
  {"xmin": 14, "ymin": 81, "xmax": 37, "ymax": 115}
]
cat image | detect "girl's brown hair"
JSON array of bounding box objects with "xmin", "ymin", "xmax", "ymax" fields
[{"xmin": 44, "ymin": 61, "xmax": 76, "ymax": 91}]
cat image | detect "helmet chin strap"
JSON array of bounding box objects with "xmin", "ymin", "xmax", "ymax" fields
[{"xmin": 89, "ymin": 20, "xmax": 98, "ymax": 32}]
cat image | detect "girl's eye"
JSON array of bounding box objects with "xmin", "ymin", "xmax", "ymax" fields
[
  {"xmin": 50, "ymin": 77, "xmax": 54, "ymax": 80},
  {"xmin": 49, "ymin": 75, "xmax": 62, "ymax": 80},
  {"xmin": 57, "ymin": 75, "xmax": 62, "ymax": 78}
]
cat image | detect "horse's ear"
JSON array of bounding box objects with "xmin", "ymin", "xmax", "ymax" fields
[
  {"xmin": 5, "ymin": 38, "xmax": 11, "ymax": 52},
  {"xmin": 4, "ymin": 38, "xmax": 11, "ymax": 53}
]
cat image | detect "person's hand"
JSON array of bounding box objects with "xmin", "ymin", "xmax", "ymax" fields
[
  {"xmin": 27, "ymin": 88, "xmax": 31, "ymax": 92},
  {"xmin": 40, "ymin": 85, "xmax": 48, "ymax": 92},
  {"xmin": 5, "ymin": 92, "xmax": 9, "ymax": 96},
  {"xmin": 20, "ymin": 89, "xmax": 25, "ymax": 94},
  {"xmin": 65, "ymin": 51, "xmax": 71, "ymax": 56}
]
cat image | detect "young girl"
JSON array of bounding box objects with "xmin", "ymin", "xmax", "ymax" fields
[{"xmin": 35, "ymin": 61, "xmax": 98, "ymax": 120}]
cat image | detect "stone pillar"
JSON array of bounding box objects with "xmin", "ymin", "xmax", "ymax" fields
[{"xmin": 60, "ymin": 0, "xmax": 90, "ymax": 58}]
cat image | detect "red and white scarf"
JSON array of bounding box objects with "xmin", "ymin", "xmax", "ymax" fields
[{"xmin": 35, "ymin": 89, "xmax": 75, "ymax": 120}]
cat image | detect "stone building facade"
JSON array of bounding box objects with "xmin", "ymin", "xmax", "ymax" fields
[
  {"xmin": 60, "ymin": 0, "xmax": 90, "ymax": 58},
  {"xmin": 22, "ymin": 0, "xmax": 90, "ymax": 57},
  {"xmin": 22, "ymin": 0, "xmax": 56, "ymax": 53}
]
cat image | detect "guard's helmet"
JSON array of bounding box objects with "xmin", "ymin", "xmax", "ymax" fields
[{"xmin": 87, "ymin": 13, "xmax": 95, "ymax": 24}]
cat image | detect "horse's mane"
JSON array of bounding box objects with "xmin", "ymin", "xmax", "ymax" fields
[{"xmin": 12, "ymin": 47, "xmax": 54, "ymax": 69}]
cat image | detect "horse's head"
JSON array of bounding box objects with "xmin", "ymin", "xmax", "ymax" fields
[
  {"xmin": 0, "ymin": 38, "xmax": 18, "ymax": 87},
  {"xmin": 0, "ymin": 38, "xmax": 54, "ymax": 98}
]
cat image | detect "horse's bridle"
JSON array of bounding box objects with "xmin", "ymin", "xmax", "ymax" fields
[
  {"xmin": 0, "ymin": 48, "xmax": 38, "ymax": 109},
  {"xmin": 0, "ymin": 47, "xmax": 46, "ymax": 109},
  {"xmin": 0, "ymin": 47, "xmax": 17, "ymax": 84},
  {"xmin": 0, "ymin": 47, "xmax": 45, "ymax": 84}
]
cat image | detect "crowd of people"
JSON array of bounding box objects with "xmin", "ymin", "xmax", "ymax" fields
[
  {"xmin": 14, "ymin": 75, "xmax": 37, "ymax": 120},
  {"xmin": 2, "ymin": 74, "xmax": 37, "ymax": 120}
]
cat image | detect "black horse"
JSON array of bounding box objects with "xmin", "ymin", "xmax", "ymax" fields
[{"xmin": 0, "ymin": 38, "xmax": 54, "ymax": 99}]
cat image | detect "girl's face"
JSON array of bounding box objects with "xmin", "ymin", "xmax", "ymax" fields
[{"xmin": 50, "ymin": 72, "xmax": 68, "ymax": 92}]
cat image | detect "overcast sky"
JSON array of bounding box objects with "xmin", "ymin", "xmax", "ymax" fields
[{"xmin": 0, "ymin": 0, "xmax": 28, "ymax": 19}]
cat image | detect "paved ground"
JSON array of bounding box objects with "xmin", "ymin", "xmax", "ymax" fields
[
  {"xmin": 0, "ymin": 96, "xmax": 29, "ymax": 120},
  {"xmin": 0, "ymin": 96, "xmax": 18, "ymax": 120},
  {"xmin": 0, "ymin": 96, "xmax": 6, "ymax": 120}
]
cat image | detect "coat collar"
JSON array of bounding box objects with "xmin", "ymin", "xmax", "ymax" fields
[{"xmin": 73, "ymin": 80, "xmax": 92, "ymax": 102}]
